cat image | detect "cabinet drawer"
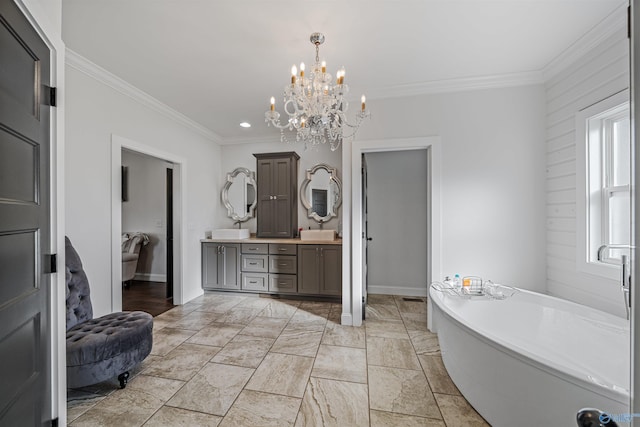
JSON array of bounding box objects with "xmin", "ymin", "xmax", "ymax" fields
[
  {"xmin": 241, "ymin": 243, "xmax": 268, "ymax": 254},
  {"xmin": 241, "ymin": 254, "xmax": 268, "ymax": 272},
  {"xmin": 269, "ymin": 274, "xmax": 297, "ymax": 293},
  {"xmin": 269, "ymin": 243, "xmax": 297, "ymax": 256},
  {"xmin": 269, "ymin": 255, "xmax": 296, "ymax": 274},
  {"xmin": 242, "ymin": 273, "xmax": 269, "ymax": 291}
]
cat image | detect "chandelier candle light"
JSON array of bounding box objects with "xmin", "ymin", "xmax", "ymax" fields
[{"xmin": 265, "ymin": 32, "xmax": 370, "ymax": 151}]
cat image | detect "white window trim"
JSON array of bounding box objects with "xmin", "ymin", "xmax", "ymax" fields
[{"xmin": 576, "ymin": 89, "xmax": 629, "ymax": 280}]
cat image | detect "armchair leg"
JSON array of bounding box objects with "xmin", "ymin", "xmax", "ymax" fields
[{"xmin": 118, "ymin": 371, "xmax": 130, "ymax": 389}]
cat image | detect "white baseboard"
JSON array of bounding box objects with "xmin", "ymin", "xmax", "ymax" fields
[
  {"xmin": 133, "ymin": 273, "xmax": 167, "ymax": 282},
  {"xmin": 368, "ymin": 285, "xmax": 428, "ymax": 297},
  {"xmin": 341, "ymin": 313, "xmax": 353, "ymax": 326}
]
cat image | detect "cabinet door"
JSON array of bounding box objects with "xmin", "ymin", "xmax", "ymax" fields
[
  {"xmin": 297, "ymin": 245, "xmax": 320, "ymax": 294},
  {"xmin": 320, "ymin": 245, "xmax": 342, "ymax": 296},
  {"xmin": 255, "ymin": 152, "xmax": 299, "ymax": 238},
  {"xmin": 220, "ymin": 244, "xmax": 241, "ymax": 289},
  {"xmin": 272, "ymin": 157, "xmax": 292, "ymax": 236},
  {"xmin": 256, "ymin": 159, "xmax": 276, "ymax": 237},
  {"xmin": 202, "ymin": 243, "xmax": 221, "ymax": 289}
]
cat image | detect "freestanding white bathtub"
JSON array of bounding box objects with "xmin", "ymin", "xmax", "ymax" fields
[{"xmin": 429, "ymin": 285, "xmax": 630, "ymax": 427}]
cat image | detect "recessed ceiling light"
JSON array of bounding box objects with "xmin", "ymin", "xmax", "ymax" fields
[{"xmin": 239, "ymin": 122, "xmax": 251, "ymax": 128}]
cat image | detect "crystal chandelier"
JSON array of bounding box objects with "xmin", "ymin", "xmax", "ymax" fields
[{"xmin": 265, "ymin": 32, "xmax": 370, "ymax": 151}]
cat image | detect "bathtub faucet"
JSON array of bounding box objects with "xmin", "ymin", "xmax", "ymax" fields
[
  {"xmin": 597, "ymin": 244, "xmax": 634, "ymax": 320},
  {"xmin": 596, "ymin": 244, "xmax": 633, "ymax": 262}
]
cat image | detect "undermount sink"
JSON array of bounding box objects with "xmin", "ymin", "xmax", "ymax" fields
[
  {"xmin": 299, "ymin": 229, "xmax": 336, "ymax": 241},
  {"xmin": 210, "ymin": 228, "xmax": 250, "ymax": 240}
]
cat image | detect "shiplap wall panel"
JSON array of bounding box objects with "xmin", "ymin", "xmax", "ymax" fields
[{"xmin": 545, "ymin": 28, "xmax": 629, "ymax": 317}]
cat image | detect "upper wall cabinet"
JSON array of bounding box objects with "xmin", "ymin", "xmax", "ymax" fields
[{"xmin": 254, "ymin": 152, "xmax": 300, "ymax": 238}]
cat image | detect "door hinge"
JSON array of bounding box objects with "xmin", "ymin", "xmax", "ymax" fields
[
  {"xmin": 45, "ymin": 253, "xmax": 57, "ymax": 274},
  {"xmin": 45, "ymin": 86, "xmax": 57, "ymax": 107},
  {"xmin": 628, "ymin": 5, "xmax": 631, "ymax": 39}
]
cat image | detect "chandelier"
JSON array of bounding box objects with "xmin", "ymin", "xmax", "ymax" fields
[{"xmin": 265, "ymin": 32, "xmax": 370, "ymax": 151}]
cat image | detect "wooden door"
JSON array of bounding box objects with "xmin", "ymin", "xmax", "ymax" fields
[
  {"xmin": 202, "ymin": 243, "xmax": 220, "ymax": 289},
  {"xmin": 297, "ymin": 246, "xmax": 320, "ymax": 294},
  {"xmin": 256, "ymin": 158, "xmax": 275, "ymax": 237},
  {"xmin": 272, "ymin": 157, "xmax": 291, "ymax": 236},
  {"xmin": 0, "ymin": 1, "xmax": 52, "ymax": 424},
  {"xmin": 320, "ymin": 245, "xmax": 342, "ymax": 296},
  {"xmin": 220, "ymin": 244, "xmax": 240, "ymax": 290}
]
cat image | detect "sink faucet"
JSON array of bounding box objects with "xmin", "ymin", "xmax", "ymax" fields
[
  {"xmin": 597, "ymin": 244, "xmax": 635, "ymax": 319},
  {"xmin": 318, "ymin": 219, "xmax": 324, "ymax": 230},
  {"xmin": 233, "ymin": 220, "xmax": 242, "ymax": 230}
]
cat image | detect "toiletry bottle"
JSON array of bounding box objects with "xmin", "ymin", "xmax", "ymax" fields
[{"xmin": 453, "ymin": 274, "xmax": 461, "ymax": 290}]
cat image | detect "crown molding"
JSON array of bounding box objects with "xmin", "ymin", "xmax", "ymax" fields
[
  {"xmin": 542, "ymin": 3, "xmax": 627, "ymax": 82},
  {"xmin": 65, "ymin": 48, "xmax": 222, "ymax": 143},
  {"xmin": 366, "ymin": 70, "xmax": 544, "ymax": 100}
]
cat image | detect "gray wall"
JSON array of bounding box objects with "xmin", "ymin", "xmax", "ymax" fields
[{"xmin": 365, "ymin": 150, "xmax": 428, "ymax": 295}]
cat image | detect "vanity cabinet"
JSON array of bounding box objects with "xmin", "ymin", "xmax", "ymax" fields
[
  {"xmin": 202, "ymin": 240, "xmax": 339, "ymax": 297},
  {"xmin": 297, "ymin": 245, "xmax": 342, "ymax": 296},
  {"xmin": 202, "ymin": 242, "xmax": 241, "ymax": 290},
  {"xmin": 254, "ymin": 152, "xmax": 299, "ymax": 238}
]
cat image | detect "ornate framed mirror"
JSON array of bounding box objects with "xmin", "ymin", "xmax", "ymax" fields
[
  {"xmin": 300, "ymin": 163, "xmax": 342, "ymax": 223},
  {"xmin": 221, "ymin": 167, "xmax": 257, "ymax": 222}
]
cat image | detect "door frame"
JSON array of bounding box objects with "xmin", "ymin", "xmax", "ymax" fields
[
  {"xmin": 344, "ymin": 136, "xmax": 442, "ymax": 327},
  {"xmin": 111, "ymin": 134, "xmax": 187, "ymax": 310}
]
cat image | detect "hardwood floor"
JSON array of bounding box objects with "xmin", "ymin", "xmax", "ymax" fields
[{"xmin": 123, "ymin": 280, "xmax": 175, "ymax": 317}]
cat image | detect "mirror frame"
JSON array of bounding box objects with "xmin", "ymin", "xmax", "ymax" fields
[
  {"xmin": 300, "ymin": 163, "xmax": 342, "ymax": 223},
  {"xmin": 221, "ymin": 167, "xmax": 257, "ymax": 222}
]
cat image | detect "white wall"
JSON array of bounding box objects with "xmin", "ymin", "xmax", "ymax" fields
[
  {"xmin": 65, "ymin": 63, "xmax": 221, "ymax": 317},
  {"xmin": 365, "ymin": 150, "xmax": 428, "ymax": 296},
  {"xmin": 352, "ymin": 85, "xmax": 547, "ymax": 294},
  {"xmin": 545, "ymin": 29, "xmax": 629, "ymax": 317},
  {"xmin": 121, "ymin": 149, "xmax": 168, "ymax": 281},
  {"xmin": 220, "ymin": 140, "xmax": 342, "ymax": 233}
]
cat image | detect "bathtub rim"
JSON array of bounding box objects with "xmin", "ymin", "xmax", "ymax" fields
[{"xmin": 429, "ymin": 285, "xmax": 630, "ymax": 406}]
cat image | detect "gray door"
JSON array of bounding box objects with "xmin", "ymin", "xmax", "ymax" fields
[
  {"xmin": 361, "ymin": 154, "xmax": 369, "ymax": 320},
  {"xmin": 0, "ymin": 1, "xmax": 52, "ymax": 424}
]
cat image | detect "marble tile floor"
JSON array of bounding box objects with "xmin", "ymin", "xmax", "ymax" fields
[{"xmin": 67, "ymin": 293, "xmax": 489, "ymax": 426}]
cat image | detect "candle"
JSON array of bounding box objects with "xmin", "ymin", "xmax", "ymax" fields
[
  {"xmin": 361, "ymin": 95, "xmax": 366, "ymax": 111},
  {"xmin": 270, "ymin": 96, "xmax": 275, "ymax": 111},
  {"xmin": 321, "ymin": 60, "xmax": 326, "ymax": 74},
  {"xmin": 300, "ymin": 62, "xmax": 305, "ymax": 78},
  {"xmin": 338, "ymin": 67, "xmax": 345, "ymax": 84},
  {"xmin": 291, "ymin": 65, "xmax": 297, "ymax": 84}
]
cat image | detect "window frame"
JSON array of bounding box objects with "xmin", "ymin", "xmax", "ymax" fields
[{"xmin": 575, "ymin": 89, "xmax": 630, "ymax": 280}]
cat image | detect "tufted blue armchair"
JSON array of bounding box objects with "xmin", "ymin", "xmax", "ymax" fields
[{"xmin": 65, "ymin": 236, "xmax": 153, "ymax": 389}]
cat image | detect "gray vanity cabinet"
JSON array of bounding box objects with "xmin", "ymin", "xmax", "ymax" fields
[
  {"xmin": 254, "ymin": 152, "xmax": 299, "ymax": 238},
  {"xmin": 297, "ymin": 245, "xmax": 342, "ymax": 296},
  {"xmin": 202, "ymin": 242, "xmax": 241, "ymax": 290}
]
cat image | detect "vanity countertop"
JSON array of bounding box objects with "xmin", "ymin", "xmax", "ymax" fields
[{"xmin": 201, "ymin": 235, "xmax": 342, "ymax": 245}]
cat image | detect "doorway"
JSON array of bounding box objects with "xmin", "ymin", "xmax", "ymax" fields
[
  {"xmin": 111, "ymin": 134, "xmax": 185, "ymax": 312},
  {"xmin": 348, "ymin": 136, "xmax": 442, "ymax": 326},
  {"xmin": 363, "ymin": 150, "xmax": 429, "ymax": 297},
  {"xmin": 121, "ymin": 149, "xmax": 175, "ymax": 316}
]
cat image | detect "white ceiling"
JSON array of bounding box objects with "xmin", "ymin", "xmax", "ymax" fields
[{"xmin": 61, "ymin": 0, "xmax": 626, "ymax": 142}]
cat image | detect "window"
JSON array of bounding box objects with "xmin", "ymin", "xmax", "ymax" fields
[{"xmin": 576, "ymin": 90, "xmax": 631, "ymax": 279}]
